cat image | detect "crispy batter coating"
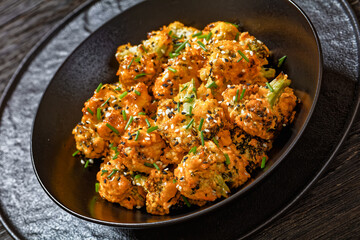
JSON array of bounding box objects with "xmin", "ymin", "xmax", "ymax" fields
[
  {"xmin": 97, "ymin": 159, "xmax": 146, "ymax": 209},
  {"xmin": 174, "ymin": 141, "xmax": 250, "ymax": 201},
  {"xmin": 221, "ymin": 73, "xmax": 297, "ymax": 140},
  {"xmin": 145, "ymin": 169, "xmax": 179, "ymax": 215}
]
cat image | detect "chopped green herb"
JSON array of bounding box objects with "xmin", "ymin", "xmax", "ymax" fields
[
  {"xmin": 240, "ymin": 88, "xmax": 246, "ymax": 100},
  {"xmin": 96, "ymin": 108, "xmax": 101, "ymax": 121},
  {"xmin": 224, "ymin": 153, "xmax": 230, "ymax": 165},
  {"xmin": 277, "ymin": 55, "xmax": 287, "ymax": 68},
  {"xmin": 107, "ymin": 169, "xmax": 119, "ymax": 178},
  {"xmin": 145, "ymin": 118, "xmax": 151, "ymax": 128},
  {"xmin": 212, "ymin": 137, "xmax": 219, "ymax": 147},
  {"xmin": 168, "ymin": 30, "xmax": 173, "ymax": 36},
  {"xmin": 200, "ymin": 131, "xmax": 205, "ymax": 146},
  {"xmin": 101, "ymin": 169, "xmax": 108, "ymax": 176},
  {"xmin": 237, "ymin": 50, "xmax": 249, "ymax": 62},
  {"xmin": 235, "ymin": 32, "xmax": 239, "ymax": 41},
  {"xmin": 141, "ymin": 45, "xmax": 148, "ymax": 53},
  {"xmin": 109, "ymin": 143, "xmax": 114, "ymax": 148},
  {"xmin": 134, "ymin": 174, "xmax": 141, "ymax": 179},
  {"xmin": 96, "ymin": 83, "xmax": 103, "ymax": 93},
  {"xmin": 84, "ymin": 160, "xmax": 89, "ymax": 168},
  {"xmin": 266, "ymin": 82, "xmax": 274, "ymax": 92},
  {"xmin": 180, "ymin": 85, "xmax": 188, "ymax": 92},
  {"xmin": 134, "ymin": 73, "xmax": 149, "ymax": 79},
  {"xmin": 225, "ymin": 22, "xmax": 239, "ymax": 28},
  {"xmin": 237, "ymin": 57, "xmax": 243, "ymax": 63},
  {"xmin": 112, "ymin": 151, "xmax": 119, "ymax": 160},
  {"xmin": 127, "ymin": 57, "xmax": 135, "ymax": 69},
  {"xmin": 169, "ymin": 52, "xmax": 179, "ymax": 58},
  {"xmin": 197, "ymin": 34, "xmax": 208, "ymax": 39},
  {"xmin": 185, "ymin": 119, "xmax": 194, "ymax": 129},
  {"xmin": 138, "ymin": 112, "xmax": 146, "ymax": 115},
  {"xmin": 188, "ymin": 146, "xmax": 197, "ymax": 154},
  {"xmin": 153, "ymin": 163, "xmax": 160, "ymax": 171},
  {"xmin": 87, "ymin": 107, "xmax": 94, "ymax": 115},
  {"xmin": 144, "ymin": 162, "xmax": 154, "ymax": 168},
  {"xmin": 206, "ymin": 32, "xmax": 212, "ymax": 41},
  {"xmin": 106, "ymin": 123, "xmax": 119, "ymax": 135},
  {"xmin": 147, "ymin": 126, "xmax": 159, "ymax": 133},
  {"xmin": 173, "ymin": 179, "xmax": 177, "ymax": 183},
  {"xmin": 101, "ymin": 97, "xmax": 110, "ymax": 107},
  {"xmin": 134, "ymin": 56, "xmax": 141, "ymax": 63},
  {"xmin": 192, "ymin": 86, "xmax": 197, "ymax": 94},
  {"xmin": 174, "ymin": 40, "xmax": 188, "ymax": 53},
  {"xmin": 168, "ymin": 67, "xmax": 177, "ymax": 73},
  {"xmin": 234, "ymin": 89, "xmax": 239, "ymax": 103},
  {"xmin": 72, "ymin": 150, "xmax": 80, "ymax": 157},
  {"xmin": 115, "ymin": 87, "xmax": 122, "ymax": 91},
  {"xmin": 261, "ymin": 157, "xmax": 266, "ymax": 169},
  {"xmin": 174, "ymin": 42, "xmax": 183, "ymax": 47},
  {"xmin": 188, "ymin": 106, "xmax": 193, "ymax": 116},
  {"xmin": 198, "ymin": 118, "xmax": 204, "ymax": 131},
  {"xmin": 192, "ymin": 31, "xmax": 202, "ymax": 37},
  {"xmin": 197, "ymin": 41, "xmax": 207, "ymax": 51},
  {"xmin": 134, "ymin": 90, "xmax": 141, "ymax": 96},
  {"xmin": 95, "ymin": 183, "xmax": 100, "ymax": 192},
  {"xmin": 135, "ymin": 130, "xmax": 140, "ymax": 141},
  {"xmin": 177, "ymin": 101, "xmax": 180, "ymax": 112},
  {"xmin": 125, "ymin": 116, "xmax": 134, "ymax": 130},
  {"xmin": 122, "ymin": 110, "xmax": 127, "ymax": 121},
  {"xmin": 206, "ymin": 81, "xmax": 217, "ymax": 89},
  {"xmin": 119, "ymin": 91, "xmax": 128, "ymax": 99},
  {"xmin": 171, "ymin": 33, "xmax": 181, "ymax": 39},
  {"xmin": 182, "ymin": 195, "xmax": 191, "ymax": 207},
  {"xmin": 247, "ymin": 43, "xmax": 253, "ymax": 51}
]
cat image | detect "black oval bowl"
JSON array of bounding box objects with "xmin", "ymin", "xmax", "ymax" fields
[{"xmin": 31, "ymin": 0, "xmax": 322, "ymax": 228}]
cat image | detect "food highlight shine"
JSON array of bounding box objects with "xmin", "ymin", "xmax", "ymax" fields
[{"xmin": 72, "ymin": 21, "xmax": 298, "ymax": 215}]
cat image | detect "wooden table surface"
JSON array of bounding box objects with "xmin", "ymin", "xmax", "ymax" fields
[{"xmin": 0, "ymin": 0, "xmax": 359, "ymax": 239}]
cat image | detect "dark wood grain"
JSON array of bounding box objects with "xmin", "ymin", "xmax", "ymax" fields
[{"xmin": 0, "ymin": 0, "xmax": 359, "ymax": 239}]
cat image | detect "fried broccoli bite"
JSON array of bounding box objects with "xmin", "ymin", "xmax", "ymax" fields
[
  {"xmin": 192, "ymin": 98, "xmax": 225, "ymax": 140},
  {"xmin": 96, "ymin": 159, "xmax": 146, "ymax": 210},
  {"xmin": 221, "ymin": 73, "xmax": 298, "ymax": 140},
  {"xmin": 155, "ymin": 98, "xmax": 199, "ymax": 162},
  {"xmin": 153, "ymin": 50, "xmax": 204, "ymax": 100},
  {"xmin": 174, "ymin": 140, "xmax": 250, "ymax": 201},
  {"xmin": 113, "ymin": 115, "xmax": 170, "ymax": 174},
  {"xmin": 73, "ymin": 122, "xmax": 107, "ymax": 159},
  {"xmin": 230, "ymin": 127, "xmax": 272, "ymax": 173},
  {"xmin": 115, "ymin": 44, "xmax": 160, "ymax": 89},
  {"xmin": 167, "ymin": 21, "xmax": 198, "ymax": 40},
  {"xmin": 145, "ymin": 169, "xmax": 179, "ymax": 215},
  {"xmin": 199, "ymin": 40, "xmax": 268, "ymax": 99},
  {"xmin": 238, "ymin": 32, "xmax": 270, "ymax": 64},
  {"xmin": 211, "ymin": 130, "xmax": 251, "ymax": 188},
  {"xmin": 72, "ymin": 82, "xmax": 152, "ymax": 158},
  {"xmin": 204, "ymin": 21, "xmax": 240, "ymax": 41}
]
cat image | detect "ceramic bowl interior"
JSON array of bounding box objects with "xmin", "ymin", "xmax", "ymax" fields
[{"xmin": 32, "ymin": 0, "xmax": 322, "ymax": 227}]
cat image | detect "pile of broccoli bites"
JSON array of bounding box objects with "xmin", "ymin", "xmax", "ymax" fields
[{"xmin": 72, "ymin": 21, "xmax": 298, "ymax": 215}]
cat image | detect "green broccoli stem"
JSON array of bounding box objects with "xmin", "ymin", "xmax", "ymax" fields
[
  {"xmin": 267, "ymin": 73, "xmax": 291, "ymax": 107},
  {"xmin": 214, "ymin": 174, "xmax": 230, "ymax": 198},
  {"xmin": 260, "ymin": 67, "xmax": 276, "ymax": 79}
]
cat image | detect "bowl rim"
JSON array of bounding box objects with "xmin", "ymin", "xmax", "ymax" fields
[{"xmin": 30, "ymin": 0, "xmax": 323, "ymax": 228}]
